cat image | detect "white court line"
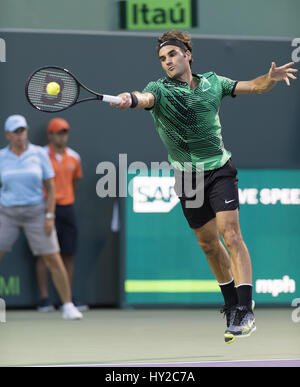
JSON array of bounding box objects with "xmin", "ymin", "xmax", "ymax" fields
[{"xmin": 32, "ymin": 358, "xmax": 300, "ymax": 367}]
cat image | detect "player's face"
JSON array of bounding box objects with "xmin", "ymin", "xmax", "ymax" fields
[{"xmin": 158, "ymin": 45, "xmax": 191, "ymax": 79}]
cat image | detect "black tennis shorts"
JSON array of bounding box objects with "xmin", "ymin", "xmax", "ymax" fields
[
  {"xmin": 174, "ymin": 158, "xmax": 239, "ymax": 229},
  {"xmin": 55, "ymin": 204, "xmax": 78, "ymax": 255}
]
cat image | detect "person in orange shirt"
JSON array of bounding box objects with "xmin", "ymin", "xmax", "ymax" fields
[{"xmin": 36, "ymin": 118, "xmax": 88, "ymax": 312}]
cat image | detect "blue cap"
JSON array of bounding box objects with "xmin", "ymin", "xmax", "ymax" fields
[{"xmin": 4, "ymin": 115, "xmax": 28, "ymax": 132}]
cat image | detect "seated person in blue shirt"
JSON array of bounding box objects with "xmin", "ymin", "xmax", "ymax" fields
[{"xmin": 0, "ymin": 114, "xmax": 83, "ymax": 320}]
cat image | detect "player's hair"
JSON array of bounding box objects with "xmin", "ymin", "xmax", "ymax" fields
[{"xmin": 157, "ymin": 30, "xmax": 193, "ymax": 67}]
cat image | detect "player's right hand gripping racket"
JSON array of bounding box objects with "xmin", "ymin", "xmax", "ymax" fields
[{"xmin": 25, "ymin": 66, "xmax": 121, "ymax": 112}]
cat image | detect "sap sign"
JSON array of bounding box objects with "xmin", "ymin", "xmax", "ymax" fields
[{"xmin": 132, "ymin": 176, "xmax": 179, "ymax": 213}]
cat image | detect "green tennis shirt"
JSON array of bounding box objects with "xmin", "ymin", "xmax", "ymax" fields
[{"xmin": 143, "ymin": 72, "xmax": 237, "ymax": 171}]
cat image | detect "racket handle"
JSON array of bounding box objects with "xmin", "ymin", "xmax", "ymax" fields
[{"xmin": 102, "ymin": 95, "xmax": 122, "ymax": 104}]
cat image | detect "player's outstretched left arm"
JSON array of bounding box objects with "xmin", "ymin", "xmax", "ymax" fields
[{"xmin": 235, "ymin": 61, "xmax": 298, "ymax": 95}]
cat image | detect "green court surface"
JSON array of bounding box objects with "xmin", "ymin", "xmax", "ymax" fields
[{"xmin": 0, "ymin": 308, "xmax": 299, "ymax": 367}]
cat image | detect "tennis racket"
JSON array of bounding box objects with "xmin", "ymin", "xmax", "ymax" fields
[{"xmin": 25, "ymin": 66, "xmax": 121, "ymax": 113}]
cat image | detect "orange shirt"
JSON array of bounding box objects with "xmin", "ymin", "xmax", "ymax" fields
[{"xmin": 45, "ymin": 144, "xmax": 83, "ymax": 205}]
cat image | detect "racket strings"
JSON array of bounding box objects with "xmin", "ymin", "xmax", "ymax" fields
[{"xmin": 26, "ymin": 68, "xmax": 79, "ymax": 112}]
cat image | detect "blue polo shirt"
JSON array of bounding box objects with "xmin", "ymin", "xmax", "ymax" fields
[{"xmin": 0, "ymin": 143, "xmax": 55, "ymax": 207}]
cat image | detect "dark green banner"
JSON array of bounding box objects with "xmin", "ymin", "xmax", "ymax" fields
[{"xmin": 120, "ymin": 0, "xmax": 197, "ymax": 30}]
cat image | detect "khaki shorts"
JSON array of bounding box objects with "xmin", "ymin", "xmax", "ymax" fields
[{"xmin": 0, "ymin": 203, "xmax": 60, "ymax": 255}]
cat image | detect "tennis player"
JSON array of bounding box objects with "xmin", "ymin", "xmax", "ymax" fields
[{"xmin": 111, "ymin": 30, "xmax": 298, "ymax": 343}]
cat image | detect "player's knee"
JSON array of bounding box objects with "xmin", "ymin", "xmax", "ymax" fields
[
  {"xmin": 41, "ymin": 252, "xmax": 61, "ymax": 270},
  {"xmin": 197, "ymin": 238, "xmax": 219, "ymax": 257},
  {"xmin": 221, "ymin": 228, "xmax": 242, "ymax": 251}
]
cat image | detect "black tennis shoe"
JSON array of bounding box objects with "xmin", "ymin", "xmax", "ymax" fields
[
  {"xmin": 220, "ymin": 304, "xmax": 237, "ymax": 328},
  {"xmin": 224, "ymin": 304, "xmax": 256, "ymax": 344}
]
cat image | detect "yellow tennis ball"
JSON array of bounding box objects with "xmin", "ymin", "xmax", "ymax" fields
[{"xmin": 46, "ymin": 82, "xmax": 60, "ymax": 96}]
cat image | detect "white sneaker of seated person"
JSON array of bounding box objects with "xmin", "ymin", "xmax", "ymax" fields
[{"xmin": 62, "ymin": 302, "xmax": 83, "ymax": 320}]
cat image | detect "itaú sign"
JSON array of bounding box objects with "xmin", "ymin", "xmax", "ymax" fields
[{"xmin": 119, "ymin": 0, "xmax": 198, "ymax": 30}]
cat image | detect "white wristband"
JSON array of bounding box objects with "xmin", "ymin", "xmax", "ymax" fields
[{"xmin": 45, "ymin": 212, "xmax": 55, "ymax": 219}]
